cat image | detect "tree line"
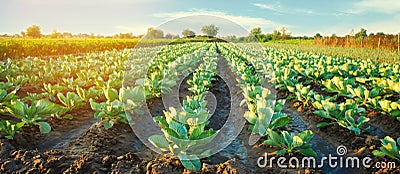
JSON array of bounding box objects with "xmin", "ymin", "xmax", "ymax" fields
[
  {"xmin": 1, "ymin": 24, "xmax": 220, "ymax": 39},
  {"xmin": 314, "ymin": 28, "xmax": 400, "ymax": 51},
  {"xmin": 222, "ymin": 27, "xmax": 313, "ymax": 43},
  {"xmin": 2, "ymin": 25, "xmax": 399, "ymax": 51}
]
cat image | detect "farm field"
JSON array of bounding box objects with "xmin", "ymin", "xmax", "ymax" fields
[
  {"xmin": 0, "ymin": 41, "xmax": 399, "ymax": 174},
  {"xmin": 263, "ymin": 43, "xmax": 400, "ymax": 64}
]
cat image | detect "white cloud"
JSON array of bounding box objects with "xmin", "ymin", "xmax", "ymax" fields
[
  {"xmin": 152, "ymin": 9, "xmax": 284, "ymax": 30},
  {"xmin": 353, "ymin": 0, "xmax": 400, "ymax": 13},
  {"xmin": 363, "ymin": 14, "xmax": 400, "ymax": 33},
  {"xmin": 296, "ymin": 9, "xmax": 315, "ymax": 15},
  {"xmin": 252, "ymin": 3, "xmax": 321, "ymax": 15},
  {"xmin": 252, "ymin": 3, "xmax": 284, "ymax": 13}
]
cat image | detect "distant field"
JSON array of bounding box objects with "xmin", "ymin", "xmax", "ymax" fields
[
  {"xmin": 264, "ymin": 42, "xmax": 400, "ymax": 63},
  {"xmin": 265, "ymin": 39, "xmax": 314, "ymax": 45},
  {"xmin": 0, "ymin": 38, "xmax": 218, "ymax": 60},
  {"xmin": 1, "ymin": 38, "xmax": 399, "ymax": 63}
]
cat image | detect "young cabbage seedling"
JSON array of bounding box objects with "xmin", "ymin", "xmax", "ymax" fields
[
  {"xmin": 264, "ymin": 129, "xmax": 317, "ymax": 157},
  {"xmin": 0, "ymin": 120, "xmax": 25, "ymax": 139},
  {"xmin": 372, "ymin": 136, "xmax": 400, "ymax": 162},
  {"xmin": 6, "ymin": 75, "xmax": 28, "ymax": 88},
  {"xmin": 149, "ymin": 106, "xmax": 218, "ymax": 171},
  {"xmin": 314, "ymin": 101, "xmax": 369, "ymax": 135},
  {"xmin": 6, "ymin": 99, "xmax": 64, "ymax": 134},
  {"xmin": 57, "ymin": 92, "xmax": 84, "ymax": 111},
  {"xmin": 0, "ymin": 89, "xmax": 18, "ymax": 114},
  {"xmin": 90, "ymin": 86, "xmax": 145, "ymax": 129}
]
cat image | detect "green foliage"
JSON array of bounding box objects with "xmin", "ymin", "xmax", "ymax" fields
[
  {"xmin": 149, "ymin": 50, "xmax": 219, "ymax": 171},
  {"xmin": 293, "ymin": 84, "xmax": 313, "ymax": 106},
  {"xmin": 6, "ymin": 99, "xmax": 65, "ymax": 135},
  {"xmin": 145, "ymin": 70, "xmax": 177, "ymax": 98},
  {"xmin": 187, "ymin": 69, "xmax": 216, "ymax": 95},
  {"xmin": 6, "ymin": 75, "xmax": 28, "ymax": 88},
  {"xmin": 43, "ymin": 83, "xmax": 67, "ymax": 101},
  {"xmin": 26, "ymin": 25, "xmax": 42, "ymax": 38},
  {"xmin": 0, "ymin": 38, "xmax": 140, "ymax": 60},
  {"xmin": 243, "ymin": 87, "xmax": 291, "ymax": 136},
  {"xmin": 0, "ymin": 120, "xmax": 25, "ymax": 139},
  {"xmin": 0, "ymin": 89, "xmax": 18, "ymax": 113},
  {"xmin": 313, "ymin": 101, "xmax": 369, "ymax": 135},
  {"xmin": 263, "ymin": 43, "xmax": 400, "ymax": 63},
  {"xmin": 90, "ymin": 87, "xmax": 146, "ymax": 129},
  {"xmin": 149, "ymin": 106, "xmax": 217, "ymax": 171},
  {"xmin": 57, "ymin": 92, "xmax": 84, "ymax": 111},
  {"xmin": 264, "ymin": 130, "xmax": 317, "ymax": 157},
  {"xmin": 22, "ymin": 92, "xmax": 49, "ymax": 102},
  {"xmin": 182, "ymin": 29, "xmax": 196, "ymax": 38},
  {"xmin": 201, "ymin": 24, "xmax": 219, "ymax": 37},
  {"xmin": 0, "ymin": 82, "xmax": 15, "ymax": 91},
  {"xmin": 369, "ymin": 99, "xmax": 400, "ymax": 120},
  {"xmin": 76, "ymin": 86, "xmax": 101, "ymax": 102},
  {"xmin": 146, "ymin": 27, "xmax": 164, "ymax": 39},
  {"xmin": 373, "ymin": 136, "xmax": 400, "ymax": 161}
]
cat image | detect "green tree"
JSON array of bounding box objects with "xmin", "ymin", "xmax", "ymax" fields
[
  {"xmin": 62, "ymin": 32, "xmax": 73, "ymax": 38},
  {"xmin": 250, "ymin": 27, "xmax": 266, "ymax": 42},
  {"xmin": 224, "ymin": 35, "xmax": 238, "ymax": 42},
  {"xmin": 165, "ymin": 33, "xmax": 174, "ymax": 39},
  {"xmin": 50, "ymin": 29, "xmax": 62, "ymax": 38},
  {"xmin": 272, "ymin": 30, "xmax": 281, "ymax": 41},
  {"xmin": 250, "ymin": 27, "xmax": 262, "ymax": 36},
  {"xmin": 355, "ymin": 28, "xmax": 367, "ymax": 38},
  {"xmin": 182, "ymin": 29, "xmax": 195, "ymax": 37},
  {"xmin": 279, "ymin": 27, "xmax": 291, "ymax": 40},
  {"xmin": 201, "ymin": 24, "xmax": 219, "ymax": 37},
  {"xmin": 26, "ymin": 25, "xmax": 41, "ymax": 38},
  {"xmin": 376, "ymin": 32, "xmax": 385, "ymax": 37},
  {"xmin": 146, "ymin": 27, "xmax": 164, "ymax": 39},
  {"xmin": 314, "ymin": 33, "xmax": 322, "ymax": 39},
  {"xmin": 119, "ymin": 33, "xmax": 134, "ymax": 39}
]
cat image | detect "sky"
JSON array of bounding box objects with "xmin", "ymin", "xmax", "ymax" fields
[{"xmin": 1, "ymin": 0, "xmax": 399, "ymax": 37}]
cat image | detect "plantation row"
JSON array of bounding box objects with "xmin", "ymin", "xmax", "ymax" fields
[
  {"xmin": 149, "ymin": 45, "xmax": 220, "ymax": 170},
  {"xmin": 0, "ymin": 38, "xmax": 184, "ymax": 60},
  {"xmin": 0, "ymin": 43, "xmax": 210, "ymax": 138},
  {"xmin": 222, "ymin": 43, "xmax": 399, "ymax": 162},
  {"xmin": 0, "ymin": 42, "xmax": 399, "ymax": 170},
  {"xmin": 219, "ymin": 43, "xmax": 317, "ymax": 156}
]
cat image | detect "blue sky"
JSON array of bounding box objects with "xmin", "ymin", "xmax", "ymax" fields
[{"xmin": 1, "ymin": 0, "xmax": 399, "ymax": 37}]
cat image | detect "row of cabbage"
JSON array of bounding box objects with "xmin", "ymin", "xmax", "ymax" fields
[
  {"xmin": 0, "ymin": 43, "xmax": 209, "ymax": 139},
  {"xmin": 236, "ymin": 43, "xmax": 400, "ymax": 162},
  {"xmin": 148, "ymin": 44, "xmax": 219, "ymax": 170},
  {"xmin": 264, "ymin": 47, "xmax": 399, "ymax": 129},
  {"xmin": 218, "ymin": 43, "xmax": 318, "ymax": 157}
]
